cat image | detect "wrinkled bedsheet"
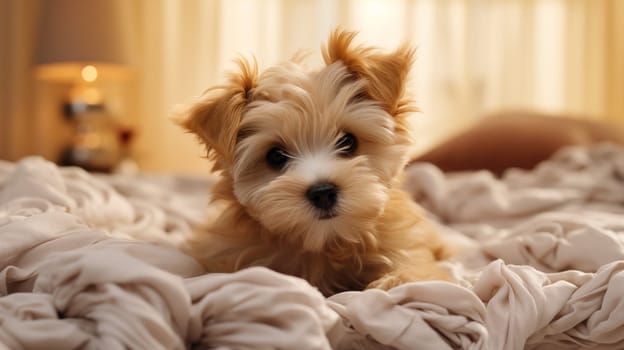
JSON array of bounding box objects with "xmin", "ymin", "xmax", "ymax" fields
[{"xmin": 1, "ymin": 144, "xmax": 623, "ymax": 349}]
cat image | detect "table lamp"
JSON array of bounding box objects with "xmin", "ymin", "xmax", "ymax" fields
[{"xmin": 34, "ymin": 0, "xmax": 133, "ymax": 172}]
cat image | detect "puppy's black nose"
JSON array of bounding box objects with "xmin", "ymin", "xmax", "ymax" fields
[{"xmin": 306, "ymin": 183, "xmax": 338, "ymax": 210}]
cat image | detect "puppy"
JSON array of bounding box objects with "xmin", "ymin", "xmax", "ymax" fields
[{"xmin": 180, "ymin": 30, "xmax": 450, "ymax": 296}]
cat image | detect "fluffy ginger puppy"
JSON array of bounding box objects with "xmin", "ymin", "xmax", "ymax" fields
[{"xmin": 180, "ymin": 30, "xmax": 450, "ymax": 296}]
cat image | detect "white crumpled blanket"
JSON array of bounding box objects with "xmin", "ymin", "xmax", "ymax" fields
[{"xmin": 1, "ymin": 144, "xmax": 623, "ymax": 350}]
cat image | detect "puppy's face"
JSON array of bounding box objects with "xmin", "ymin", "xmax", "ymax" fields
[{"xmin": 181, "ymin": 31, "xmax": 415, "ymax": 252}]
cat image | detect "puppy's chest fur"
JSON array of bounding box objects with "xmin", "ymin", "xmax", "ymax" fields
[{"xmin": 193, "ymin": 187, "xmax": 440, "ymax": 296}]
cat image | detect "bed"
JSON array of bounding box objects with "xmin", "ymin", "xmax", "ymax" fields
[{"xmin": 1, "ymin": 143, "xmax": 623, "ymax": 350}]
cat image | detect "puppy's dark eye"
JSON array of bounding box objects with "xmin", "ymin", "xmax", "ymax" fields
[
  {"xmin": 266, "ymin": 147, "xmax": 290, "ymax": 170},
  {"xmin": 336, "ymin": 133, "xmax": 358, "ymax": 156}
]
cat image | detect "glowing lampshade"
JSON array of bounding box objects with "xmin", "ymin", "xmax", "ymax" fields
[{"xmin": 34, "ymin": 0, "xmax": 131, "ymax": 82}]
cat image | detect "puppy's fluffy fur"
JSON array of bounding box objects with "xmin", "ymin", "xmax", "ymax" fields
[{"xmin": 181, "ymin": 30, "xmax": 450, "ymax": 296}]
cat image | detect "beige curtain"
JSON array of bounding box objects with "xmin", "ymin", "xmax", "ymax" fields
[
  {"xmin": 125, "ymin": 0, "xmax": 624, "ymax": 172},
  {"xmin": 0, "ymin": 0, "xmax": 39, "ymax": 160},
  {"xmin": 1, "ymin": 0, "xmax": 623, "ymax": 173}
]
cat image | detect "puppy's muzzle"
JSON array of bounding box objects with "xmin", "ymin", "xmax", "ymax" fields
[{"xmin": 306, "ymin": 182, "xmax": 338, "ymax": 217}]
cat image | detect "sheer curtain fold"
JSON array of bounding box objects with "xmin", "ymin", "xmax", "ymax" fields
[
  {"xmin": 0, "ymin": 0, "xmax": 39, "ymax": 160},
  {"xmin": 563, "ymin": 0, "xmax": 620, "ymax": 120}
]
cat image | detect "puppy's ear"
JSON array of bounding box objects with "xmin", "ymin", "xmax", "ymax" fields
[
  {"xmin": 178, "ymin": 59, "xmax": 257, "ymax": 170},
  {"xmin": 322, "ymin": 30, "xmax": 415, "ymax": 116}
]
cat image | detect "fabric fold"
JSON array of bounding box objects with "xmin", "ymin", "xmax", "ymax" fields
[{"xmin": 186, "ymin": 267, "xmax": 339, "ymax": 350}]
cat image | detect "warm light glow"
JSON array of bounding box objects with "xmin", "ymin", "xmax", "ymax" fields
[
  {"xmin": 81, "ymin": 65, "xmax": 98, "ymax": 82},
  {"xmin": 82, "ymin": 87, "xmax": 103, "ymax": 104},
  {"xmin": 68, "ymin": 85, "xmax": 103, "ymax": 105},
  {"xmin": 35, "ymin": 63, "xmax": 132, "ymax": 82}
]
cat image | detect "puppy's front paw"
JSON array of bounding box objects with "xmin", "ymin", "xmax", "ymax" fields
[
  {"xmin": 366, "ymin": 274, "xmax": 407, "ymax": 291},
  {"xmin": 367, "ymin": 264, "xmax": 451, "ymax": 291}
]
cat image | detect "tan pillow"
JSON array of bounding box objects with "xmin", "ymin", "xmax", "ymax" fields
[{"xmin": 412, "ymin": 111, "xmax": 624, "ymax": 175}]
